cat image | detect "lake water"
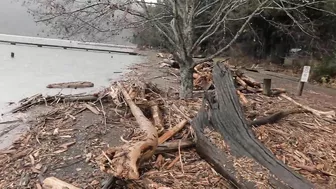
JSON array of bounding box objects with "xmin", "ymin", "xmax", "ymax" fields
[
  {"xmin": 0, "ymin": 43, "xmax": 143, "ymax": 113},
  {"xmin": 0, "ymin": 0, "xmax": 141, "ymax": 150},
  {"xmin": 0, "ymin": 42, "xmax": 143, "ymax": 150}
]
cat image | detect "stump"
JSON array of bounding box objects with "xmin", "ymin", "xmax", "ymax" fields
[
  {"xmin": 192, "ymin": 63, "xmax": 312, "ymax": 189},
  {"xmin": 263, "ymin": 78, "xmax": 272, "ymax": 96}
]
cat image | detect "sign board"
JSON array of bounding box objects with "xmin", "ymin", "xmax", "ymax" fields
[{"xmin": 300, "ymin": 66, "xmax": 311, "ymax": 82}]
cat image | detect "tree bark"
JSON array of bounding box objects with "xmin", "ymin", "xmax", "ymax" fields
[
  {"xmin": 192, "ymin": 63, "xmax": 312, "ymax": 189},
  {"xmin": 179, "ymin": 64, "xmax": 194, "ymax": 99}
]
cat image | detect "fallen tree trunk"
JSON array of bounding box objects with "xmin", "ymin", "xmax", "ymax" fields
[
  {"xmin": 280, "ymin": 94, "xmax": 335, "ymax": 118},
  {"xmin": 249, "ymin": 109, "xmax": 309, "ymax": 127},
  {"xmin": 98, "ymin": 82, "xmax": 158, "ymax": 179},
  {"xmin": 192, "ymin": 63, "xmax": 312, "ymax": 189},
  {"xmin": 46, "ymin": 81, "xmax": 94, "ymax": 89}
]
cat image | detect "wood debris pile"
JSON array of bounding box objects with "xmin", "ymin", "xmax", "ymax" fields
[{"xmin": 1, "ymin": 55, "xmax": 336, "ymax": 188}]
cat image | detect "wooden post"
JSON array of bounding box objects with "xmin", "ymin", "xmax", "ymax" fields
[
  {"xmin": 297, "ymin": 66, "xmax": 311, "ymax": 96},
  {"xmin": 263, "ymin": 78, "xmax": 272, "ymax": 96},
  {"xmin": 297, "ymin": 82, "xmax": 305, "ymax": 96},
  {"xmin": 11, "ymin": 52, "xmax": 14, "ymax": 58}
]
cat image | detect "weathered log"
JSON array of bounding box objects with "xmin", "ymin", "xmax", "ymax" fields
[
  {"xmin": 46, "ymin": 81, "xmax": 94, "ymax": 89},
  {"xmin": 192, "ymin": 63, "xmax": 312, "ymax": 189},
  {"xmin": 42, "ymin": 177, "xmax": 79, "ymax": 189},
  {"xmin": 241, "ymin": 75, "xmax": 261, "ymax": 88},
  {"xmin": 155, "ymin": 140, "xmax": 195, "ymax": 154},
  {"xmin": 10, "ymin": 94, "xmax": 99, "ymax": 113},
  {"xmin": 249, "ymin": 109, "xmax": 309, "ymax": 127},
  {"xmin": 150, "ymin": 104, "xmax": 164, "ymax": 134},
  {"xmin": 235, "ymin": 76, "xmax": 247, "ymax": 88},
  {"xmin": 280, "ymin": 94, "xmax": 335, "ymax": 118},
  {"xmin": 98, "ymin": 82, "xmax": 158, "ymax": 179},
  {"xmin": 236, "ymin": 90, "xmax": 248, "ymax": 105},
  {"xmin": 158, "ymin": 119, "xmax": 188, "ymax": 144}
]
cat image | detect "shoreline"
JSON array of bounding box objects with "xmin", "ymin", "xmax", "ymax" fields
[{"xmin": 1, "ymin": 51, "xmax": 335, "ymax": 188}]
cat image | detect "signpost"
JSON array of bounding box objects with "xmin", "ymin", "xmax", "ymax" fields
[{"xmin": 297, "ymin": 66, "xmax": 311, "ymax": 96}]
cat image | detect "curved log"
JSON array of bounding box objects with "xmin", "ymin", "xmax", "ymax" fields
[
  {"xmin": 98, "ymin": 82, "xmax": 158, "ymax": 180},
  {"xmin": 192, "ymin": 63, "xmax": 312, "ymax": 189}
]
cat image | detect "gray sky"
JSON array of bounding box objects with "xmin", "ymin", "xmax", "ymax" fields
[
  {"xmin": 0, "ymin": 0, "xmax": 132, "ymax": 45},
  {"xmin": 0, "ymin": 0, "xmax": 47, "ymax": 37}
]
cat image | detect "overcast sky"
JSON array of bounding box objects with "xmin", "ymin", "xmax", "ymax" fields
[
  {"xmin": 0, "ymin": 0, "xmax": 133, "ymax": 45},
  {"xmin": 0, "ymin": 0, "xmax": 48, "ymax": 37}
]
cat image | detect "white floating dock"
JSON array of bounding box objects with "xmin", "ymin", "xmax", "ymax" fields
[{"xmin": 0, "ymin": 34, "xmax": 138, "ymax": 54}]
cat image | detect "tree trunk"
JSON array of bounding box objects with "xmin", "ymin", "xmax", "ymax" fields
[
  {"xmin": 192, "ymin": 63, "xmax": 312, "ymax": 189},
  {"xmin": 179, "ymin": 63, "xmax": 194, "ymax": 99}
]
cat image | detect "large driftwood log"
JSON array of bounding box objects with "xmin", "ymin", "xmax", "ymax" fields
[
  {"xmin": 280, "ymin": 94, "xmax": 335, "ymax": 118},
  {"xmin": 249, "ymin": 109, "xmax": 309, "ymax": 127},
  {"xmin": 46, "ymin": 81, "xmax": 94, "ymax": 89},
  {"xmin": 98, "ymin": 82, "xmax": 158, "ymax": 179},
  {"xmin": 192, "ymin": 63, "xmax": 312, "ymax": 189}
]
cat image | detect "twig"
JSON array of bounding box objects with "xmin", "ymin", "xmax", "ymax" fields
[
  {"xmin": 102, "ymin": 151, "xmax": 113, "ymax": 165},
  {"xmin": 178, "ymin": 140, "xmax": 184, "ymax": 174},
  {"xmin": 172, "ymin": 104, "xmax": 192, "ymax": 122},
  {"xmin": 0, "ymin": 119, "xmax": 22, "ymax": 125},
  {"xmin": 166, "ymin": 156, "xmax": 180, "ymax": 169}
]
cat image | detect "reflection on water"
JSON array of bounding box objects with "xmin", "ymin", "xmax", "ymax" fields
[{"xmin": 0, "ymin": 43, "xmax": 143, "ymax": 113}]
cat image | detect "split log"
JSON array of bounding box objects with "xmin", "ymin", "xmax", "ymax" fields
[
  {"xmin": 150, "ymin": 104, "xmax": 164, "ymax": 134},
  {"xmin": 42, "ymin": 177, "xmax": 79, "ymax": 189},
  {"xmin": 235, "ymin": 76, "xmax": 247, "ymax": 88},
  {"xmin": 192, "ymin": 63, "xmax": 312, "ymax": 189},
  {"xmin": 280, "ymin": 94, "xmax": 335, "ymax": 118},
  {"xmin": 249, "ymin": 109, "xmax": 309, "ymax": 127},
  {"xmin": 98, "ymin": 82, "xmax": 158, "ymax": 179},
  {"xmin": 46, "ymin": 81, "xmax": 94, "ymax": 89},
  {"xmin": 241, "ymin": 76, "xmax": 261, "ymax": 88},
  {"xmin": 236, "ymin": 90, "xmax": 248, "ymax": 105},
  {"xmin": 158, "ymin": 120, "xmax": 188, "ymax": 144}
]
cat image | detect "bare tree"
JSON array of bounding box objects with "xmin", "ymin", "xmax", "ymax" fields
[
  {"xmin": 24, "ymin": 1, "xmax": 336, "ymax": 188},
  {"xmin": 27, "ymin": 0, "xmax": 336, "ymax": 98}
]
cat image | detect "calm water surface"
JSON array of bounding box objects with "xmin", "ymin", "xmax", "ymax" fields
[{"xmin": 0, "ymin": 43, "xmax": 142, "ymax": 113}]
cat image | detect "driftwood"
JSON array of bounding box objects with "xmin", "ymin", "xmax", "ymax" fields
[
  {"xmin": 249, "ymin": 109, "xmax": 309, "ymax": 127},
  {"xmin": 10, "ymin": 94, "xmax": 100, "ymax": 113},
  {"xmin": 280, "ymin": 94, "xmax": 335, "ymax": 118},
  {"xmin": 155, "ymin": 140, "xmax": 195, "ymax": 154},
  {"xmin": 150, "ymin": 104, "xmax": 164, "ymax": 134},
  {"xmin": 192, "ymin": 63, "xmax": 312, "ymax": 189},
  {"xmin": 42, "ymin": 177, "xmax": 79, "ymax": 189},
  {"xmin": 241, "ymin": 75, "xmax": 261, "ymax": 88},
  {"xmin": 46, "ymin": 81, "xmax": 94, "ymax": 89},
  {"xmin": 158, "ymin": 119, "xmax": 188, "ymax": 144},
  {"xmin": 98, "ymin": 82, "xmax": 158, "ymax": 179},
  {"xmin": 236, "ymin": 90, "xmax": 248, "ymax": 105}
]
